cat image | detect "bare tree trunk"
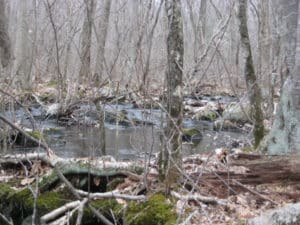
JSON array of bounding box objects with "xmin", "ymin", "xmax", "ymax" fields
[
  {"xmin": 159, "ymin": 0, "xmax": 184, "ymax": 194},
  {"xmin": 79, "ymin": 0, "xmax": 95, "ymax": 83},
  {"xmin": 12, "ymin": 0, "xmax": 33, "ymax": 90},
  {"xmin": 94, "ymin": 0, "xmax": 112, "ymax": 85},
  {"xmin": 260, "ymin": 0, "xmax": 300, "ymax": 154},
  {"xmin": 258, "ymin": 0, "xmax": 273, "ymax": 116},
  {"xmin": 238, "ymin": 0, "xmax": 264, "ymax": 148},
  {"xmin": 199, "ymin": 0, "xmax": 207, "ymax": 44},
  {"xmin": 0, "ymin": 0, "xmax": 11, "ymax": 69}
]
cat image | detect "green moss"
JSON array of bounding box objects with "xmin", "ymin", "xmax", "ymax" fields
[
  {"xmin": 195, "ymin": 110, "xmax": 218, "ymax": 121},
  {"xmin": 182, "ymin": 128, "xmax": 201, "ymax": 137},
  {"xmin": 26, "ymin": 131, "xmax": 45, "ymax": 140},
  {"xmin": 242, "ymin": 146, "xmax": 254, "ymax": 152},
  {"xmin": 9, "ymin": 188, "xmax": 67, "ymax": 224},
  {"xmin": 126, "ymin": 194, "xmax": 177, "ymax": 225},
  {"xmin": 76, "ymin": 199, "xmax": 122, "ymax": 225},
  {"xmin": 46, "ymin": 80, "xmax": 58, "ymax": 87},
  {"xmin": 0, "ymin": 183, "xmax": 14, "ymax": 198},
  {"xmin": 0, "ymin": 183, "xmax": 15, "ymax": 212}
]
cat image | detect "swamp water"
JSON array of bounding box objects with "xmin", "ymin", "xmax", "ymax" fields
[{"xmin": 1, "ymin": 97, "xmax": 250, "ymax": 160}]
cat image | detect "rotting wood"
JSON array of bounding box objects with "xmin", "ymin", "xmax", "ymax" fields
[{"xmin": 191, "ymin": 153, "xmax": 300, "ymax": 198}]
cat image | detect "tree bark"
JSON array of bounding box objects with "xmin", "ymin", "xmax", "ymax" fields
[
  {"xmin": 238, "ymin": 0, "xmax": 264, "ymax": 148},
  {"xmin": 258, "ymin": 0, "xmax": 273, "ymax": 116},
  {"xmin": 79, "ymin": 0, "xmax": 95, "ymax": 82},
  {"xmin": 12, "ymin": 0, "xmax": 33, "ymax": 90},
  {"xmin": 159, "ymin": 0, "xmax": 184, "ymax": 194},
  {"xmin": 94, "ymin": 0, "xmax": 112, "ymax": 85},
  {"xmin": 259, "ymin": 0, "xmax": 300, "ymax": 154},
  {"xmin": 0, "ymin": 0, "xmax": 11, "ymax": 69}
]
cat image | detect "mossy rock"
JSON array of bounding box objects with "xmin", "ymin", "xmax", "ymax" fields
[
  {"xmin": 125, "ymin": 194, "xmax": 177, "ymax": 225},
  {"xmin": 9, "ymin": 188, "xmax": 68, "ymax": 225},
  {"xmin": 0, "ymin": 183, "xmax": 15, "ymax": 210},
  {"xmin": 194, "ymin": 109, "xmax": 218, "ymax": 121},
  {"xmin": 213, "ymin": 119, "xmax": 239, "ymax": 132},
  {"xmin": 182, "ymin": 128, "xmax": 203, "ymax": 145}
]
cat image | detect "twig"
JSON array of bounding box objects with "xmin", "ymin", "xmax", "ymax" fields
[
  {"xmin": 54, "ymin": 166, "xmax": 114, "ymax": 225},
  {"xmin": 0, "ymin": 213, "xmax": 13, "ymax": 225},
  {"xmin": 76, "ymin": 189, "xmax": 146, "ymax": 201},
  {"xmin": 0, "ymin": 88, "xmax": 36, "ymax": 130},
  {"xmin": 171, "ymin": 191, "xmax": 227, "ymax": 206},
  {"xmin": 0, "ymin": 114, "xmax": 54, "ymax": 156},
  {"xmin": 76, "ymin": 198, "xmax": 88, "ymax": 225}
]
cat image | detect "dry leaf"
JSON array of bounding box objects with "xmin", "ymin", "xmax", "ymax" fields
[
  {"xmin": 93, "ymin": 177, "xmax": 101, "ymax": 186},
  {"xmin": 21, "ymin": 177, "xmax": 35, "ymax": 186}
]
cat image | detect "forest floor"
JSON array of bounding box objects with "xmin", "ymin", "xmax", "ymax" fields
[
  {"xmin": 1, "ymin": 149, "xmax": 300, "ymax": 225},
  {"xmin": 0, "ymin": 83, "xmax": 294, "ymax": 225}
]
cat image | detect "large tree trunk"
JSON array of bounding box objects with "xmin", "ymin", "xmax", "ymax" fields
[
  {"xmin": 0, "ymin": 0, "xmax": 11, "ymax": 69},
  {"xmin": 159, "ymin": 0, "xmax": 184, "ymax": 194},
  {"xmin": 238, "ymin": 0, "xmax": 264, "ymax": 148},
  {"xmin": 12, "ymin": 0, "xmax": 33, "ymax": 90},
  {"xmin": 79, "ymin": 0, "xmax": 95, "ymax": 82},
  {"xmin": 259, "ymin": 1, "xmax": 300, "ymax": 154},
  {"xmin": 258, "ymin": 0, "xmax": 273, "ymax": 116},
  {"xmin": 94, "ymin": 0, "xmax": 112, "ymax": 85}
]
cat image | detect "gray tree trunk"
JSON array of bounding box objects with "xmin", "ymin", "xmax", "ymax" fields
[
  {"xmin": 238, "ymin": 0, "xmax": 264, "ymax": 148},
  {"xmin": 94, "ymin": 0, "xmax": 112, "ymax": 85},
  {"xmin": 12, "ymin": 0, "xmax": 33, "ymax": 90},
  {"xmin": 258, "ymin": 0, "xmax": 273, "ymax": 116},
  {"xmin": 260, "ymin": 0, "xmax": 300, "ymax": 154},
  {"xmin": 0, "ymin": 0, "xmax": 11, "ymax": 69},
  {"xmin": 79, "ymin": 0, "xmax": 95, "ymax": 82},
  {"xmin": 159, "ymin": 0, "xmax": 184, "ymax": 194}
]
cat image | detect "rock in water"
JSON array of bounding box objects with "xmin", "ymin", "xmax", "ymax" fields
[{"xmin": 182, "ymin": 128, "xmax": 203, "ymax": 145}]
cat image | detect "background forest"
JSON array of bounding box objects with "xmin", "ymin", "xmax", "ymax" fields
[
  {"xmin": 0, "ymin": 0, "xmax": 295, "ymax": 100},
  {"xmin": 0, "ymin": 0, "xmax": 300, "ymax": 225}
]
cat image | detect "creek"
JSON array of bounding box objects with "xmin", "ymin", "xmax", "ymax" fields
[{"xmin": 1, "ymin": 96, "xmax": 251, "ymax": 160}]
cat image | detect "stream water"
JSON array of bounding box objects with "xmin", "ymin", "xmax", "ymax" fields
[{"xmin": 1, "ymin": 97, "xmax": 250, "ymax": 160}]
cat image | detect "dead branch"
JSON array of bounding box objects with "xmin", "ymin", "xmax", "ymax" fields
[
  {"xmin": 0, "ymin": 114, "xmax": 54, "ymax": 156},
  {"xmin": 0, "ymin": 88, "xmax": 36, "ymax": 130},
  {"xmin": 76, "ymin": 189, "xmax": 146, "ymax": 201},
  {"xmin": 54, "ymin": 166, "xmax": 114, "ymax": 225},
  {"xmin": 75, "ymin": 198, "xmax": 88, "ymax": 225},
  {"xmin": 40, "ymin": 200, "xmax": 81, "ymax": 225},
  {"xmin": 0, "ymin": 212, "xmax": 13, "ymax": 225},
  {"xmin": 171, "ymin": 191, "xmax": 227, "ymax": 206}
]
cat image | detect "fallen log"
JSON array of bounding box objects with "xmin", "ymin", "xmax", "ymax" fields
[{"xmin": 191, "ymin": 153, "xmax": 300, "ymax": 198}]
